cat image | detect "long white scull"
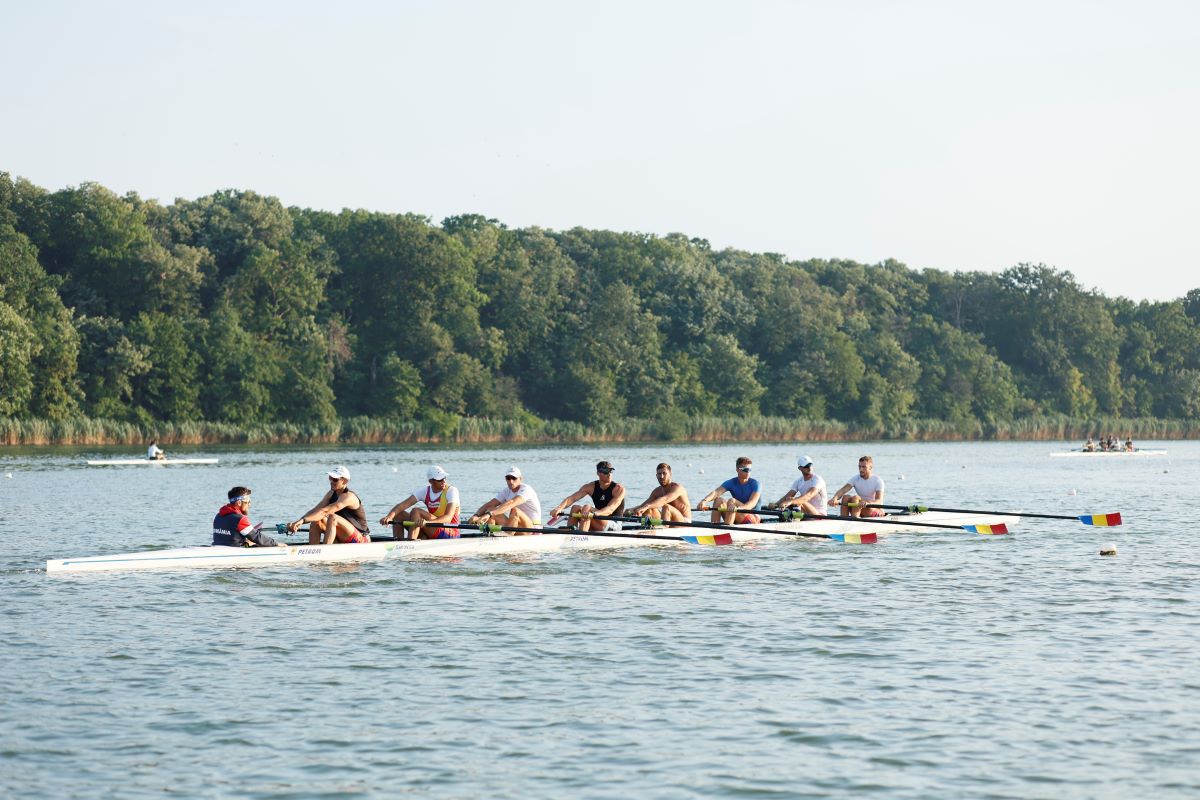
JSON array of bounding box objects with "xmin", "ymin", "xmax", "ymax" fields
[
  {"xmin": 85, "ymin": 458, "xmax": 220, "ymax": 466},
  {"xmin": 46, "ymin": 511, "xmax": 1016, "ymax": 574}
]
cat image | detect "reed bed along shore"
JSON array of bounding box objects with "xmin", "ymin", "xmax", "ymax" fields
[{"xmin": 1, "ymin": 415, "xmax": 1196, "ymax": 447}]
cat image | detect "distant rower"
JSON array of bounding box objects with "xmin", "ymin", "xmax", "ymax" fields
[{"xmin": 147, "ymin": 440, "xmax": 165, "ymax": 460}]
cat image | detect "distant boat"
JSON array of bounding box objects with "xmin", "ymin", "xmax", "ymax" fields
[
  {"xmin": 85, "ymin": 458, "xmax": 219, "ymax": 466},
  {"xmin": 1049, "ymin": 449, "xmax": 1165, "ymax": 458}
]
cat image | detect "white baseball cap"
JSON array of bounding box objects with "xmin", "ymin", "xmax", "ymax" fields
[
  {"xmin": 427, "ymin": 465, "xmax": 448, "ymax": 480},
  {"xmin": 504, "ymin": 465, "xmax": 523, "ymax": 480},
  {"xmin": 796, "ymin": 455, "xmax": 814, "ymax": 468},
  {"xmin": 327, "ymin": 465, "xmax": 351, "ymax": 480}
]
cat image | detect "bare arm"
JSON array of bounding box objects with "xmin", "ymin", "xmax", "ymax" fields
[
  {"xmin": 381, "ymin": 495, "xmax": 418, "ymax": 525},
  {"xmin": 550, "ymin": 483, "xmax": 593, "ymax": 516}
]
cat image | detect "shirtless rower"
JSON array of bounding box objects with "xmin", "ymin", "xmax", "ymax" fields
[
  {"xmin": 628, "ymin": 463, "xmax": 691, "ymax": 523},
  {"xmin": 548, "ymin": 460, "xmax": 626, "ymax": 531}
]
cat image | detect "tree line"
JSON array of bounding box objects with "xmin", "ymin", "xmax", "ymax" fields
[{"xmin": 2, "ymin": 173, "xmax": 1199, "ymax": 435}]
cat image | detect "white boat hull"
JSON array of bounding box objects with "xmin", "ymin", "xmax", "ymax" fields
[
  {"xmin": 46, "ymin": 512, "xmax": 1017, "ymax": 574},
  {"xmin": 85, "ymin": 458, "xmax": 220, "ymax": 466},
  {"xmin": 1049, "ymin": 450, "xmax": 1165, "ymax": 458}
]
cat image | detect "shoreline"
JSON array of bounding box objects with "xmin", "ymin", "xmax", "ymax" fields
[{"xmin": 3, "ymin": 415, "xmax": 1195, "ymax": 447}]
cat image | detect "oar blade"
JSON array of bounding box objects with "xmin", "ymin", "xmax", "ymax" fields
[
  {"xmin": 680, "ymin": 533, "xmax": 735, "ymax": 546},
  {"xmin": 828, "ymin": 532, "xmax": 878, "ymax": 544},
  {"xmin": 961, "ymin": 523, "xmax": 1009, "ymax": 535},
  {"xmin": 1079, "ymin": 512, "xmax": 1123, "ymax": 527}
]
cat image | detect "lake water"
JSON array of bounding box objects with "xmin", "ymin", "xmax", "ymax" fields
[{"xmin": 2, "ymin": 440, "xmax": 1197, "ymax": 798}]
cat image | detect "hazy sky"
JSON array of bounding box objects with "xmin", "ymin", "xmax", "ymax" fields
[{"xmin": 3, "ymin": 1, "xmax": 1198, "ymax": 301}]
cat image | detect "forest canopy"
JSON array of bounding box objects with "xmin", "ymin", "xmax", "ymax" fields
[{"xmin": 2, "ymin": 173, "xmax": 1199, "ymax": 434}]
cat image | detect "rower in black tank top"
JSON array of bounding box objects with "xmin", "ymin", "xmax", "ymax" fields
[
  {"xmin": 333, "ymin": 488, "xmax": 370, "ymax": 534},
  {"xmin": 590, "ymin": 480, "xmax": 625, "ymax": 516}
]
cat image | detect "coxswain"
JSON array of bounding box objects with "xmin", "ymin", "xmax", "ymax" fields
[
  {"xmin": 213, "ymin": 487, "xmax": 281, "ymax": 547},
  {"xmin": 147, "ymin": 439, "xmax": 165, "ymax": 460}
]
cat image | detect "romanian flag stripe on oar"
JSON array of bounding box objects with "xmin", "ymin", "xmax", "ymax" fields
[
  {"xmin": 755, "ymin": 507, "xmax": 1006, "ymax": 535},
  {"xmin": 587, "ymin": 514, "xmax": 879, "ymax": 544},
  {"xmin": 865, "ymin": 503, "xmax": 1121, "ymax": 527}
]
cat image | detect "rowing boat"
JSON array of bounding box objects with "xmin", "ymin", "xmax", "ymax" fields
[
  {"xmin": 45, "ymin": 511, "xmax": 1016, "ymax": 573},
  {"xmin": 85, "ymin": 458, "xmax": 220, "ymax": 466},
  {"xmin": 1049, "ymin": 450, "xmax": 1166, "ymax": 458}
]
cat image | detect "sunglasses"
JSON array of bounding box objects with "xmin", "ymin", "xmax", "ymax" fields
[
  {"xmin": 597, "ymin": 468, "xmax": 613, "ymax": 475},
  {"xmin": 738, "ymin": 466, "xmax": 752, "ymax": 473},
  {"xmin": 505, "ymin": 475, "xmax": 520, "ymax": 481}
]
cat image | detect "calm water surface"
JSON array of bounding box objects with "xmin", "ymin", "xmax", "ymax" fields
[{"xmin": 2, "ymin": 441, "xmax": 1198, "ymax": 798}]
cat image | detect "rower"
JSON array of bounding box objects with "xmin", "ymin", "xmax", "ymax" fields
[
  {"xmin": 286, "ymin": 465, "xmax": 371, "ymax": 544},
  {"xmin": 213, "ymin": 486, "xmax": 281, "ymax": 547},
  {"xmin": 1083, "ymin": 437, "xmax": 1095, "ymax": 452},
  {"xmin": 1125, "ymin": 435, "xmax": 1134, "ymax": 453},
  {"xmin": 147, "ymin": 439, "xmax": 165, "ymax": 460},
  {"xmin": 381, "ymin": 465, "xmax": 461, "ymax": 539},
  {"xmin": 828, "ymin": 455, "xmax": 886, "ymax": 518},
  {"xmin": 628, "ymin": 463, "xmax": 692, "ymax": 523},
  {"xmin": 469, "ymin": 466, "xmax": 542, "ymax": 534},
  {"xmin": 769, "ymin": 454, "xmax": 828, "ymax": 516},
  {"xmin": 548, "ymin": 460, "xmax": 626, "ymax": 531},
  {"xmin": 697, "ymin": 456, "xmax": 762, "ymax": 524}
]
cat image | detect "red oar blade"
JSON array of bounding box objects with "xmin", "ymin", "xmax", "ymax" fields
[
  {"xmin": 962, "ymin": 523, "xmax": 1009, "ymax": 535},
  {"xmin": 680, "ymin": 533, "xmax": 735, "ymax": 545},
  {"xmin": 1079, "ymin": 512, "xmax": 1123, "ymax": 527}
]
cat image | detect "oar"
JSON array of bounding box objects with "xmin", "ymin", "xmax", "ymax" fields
[
  {"xmin": 862, "ymin": 503, "xmax": 1121, "ymax": 527},
  {"xmin": 753, "ymin": 507, "xmax": 1008, "ymax": 535},
  {"xmin": 442, "ymin": 521, "xmax": 736, "ymax": 545},
  {"xmin": 587, "ymin": 514, "xmax": 879, "ymax": 544}
]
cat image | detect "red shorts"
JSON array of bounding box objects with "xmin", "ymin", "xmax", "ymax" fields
[
  {"xmin": 432, "ymin": 528, "xmax": 460, "ymax": 539},
  {"xmin": 860, "ymin": 507, "xmax": 885, "ymax": 518},
  {"xmin": 344, "ymin": 529, "xmax": 370, "ymax": 543},
  {"xmin": 737, "ymin": 513, "xmax": 761, "ymax": 524}
]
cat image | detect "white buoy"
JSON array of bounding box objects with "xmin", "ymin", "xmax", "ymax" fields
[
  {"xmin": 698, "ymin": 468, "xmax": 705, "ymax": 474},
  {"xmin": 3, "ymin": 473, "xmax": 11, "ymax": 479},
  {"xmin": 898, "ymin": 474, "xmax": 905, "ymax": 480},
  {"xmin": 1067, "ymin": 488, "xmax": 1077, "ymax": 496},
  {"xmin": 392, "ymin": 467, "xmax": 398, "ymax": 472},
  {"xmin": 1100, "ymin": 542, "xmax": 1117, "ymax": 556}
]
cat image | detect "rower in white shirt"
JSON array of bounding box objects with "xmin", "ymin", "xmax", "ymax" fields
[
  {"xmin": 468, "ymin": 465, "xmax": 542, "ymax": 534},
  {"xmin": 769, "ymin": 454, "xmax": 828, "ymax": 515}
]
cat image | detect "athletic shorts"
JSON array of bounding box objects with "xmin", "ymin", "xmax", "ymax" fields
[
  {"xmin": 736, "ymin": 513, "xmax": 761, "ymax": 525},
  {"xmin": 860, "ymin": 507, "xmax": 885, "ymax": 518},
  {"xmin": 344, "ymin": 529, "xmax": 370, "ymax": 543},
  {"xmin": 432, "ymin": 528, "xmax": 460, "ymax": 539}
]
